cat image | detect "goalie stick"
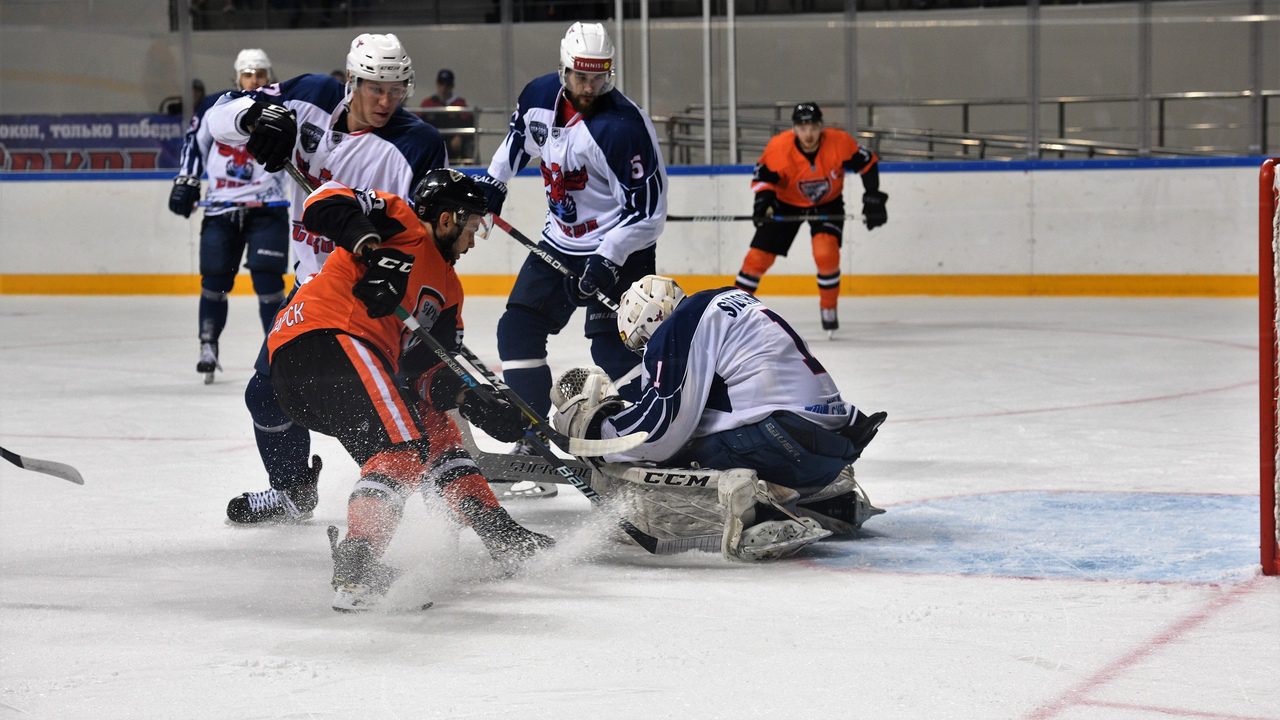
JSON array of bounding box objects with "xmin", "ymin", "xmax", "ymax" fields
[
  {"xmin": 278, "ymin": 161, "xmax": 645, "ymax": 458},
  {"xmin": 667, "ymin": 213, "xmax": 860, "ymax": 223},
  {"xmin": 489, "ymin": 215, "xmax": 620, "ymax": 312},
  {"xmin": 450, "ymin": 345, "xmax": 725, "ymax": 555},
  {"xmin": 0, "ymin": 446, "xmax": 84, "ymax": 485}
]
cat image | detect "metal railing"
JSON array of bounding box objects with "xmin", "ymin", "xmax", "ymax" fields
[{"xmin": 666, "ymin": 89, "xmax": 1280, "ymax": 163}]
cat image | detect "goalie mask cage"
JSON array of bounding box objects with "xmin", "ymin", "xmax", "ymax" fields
[{"xmin": 1259, "ymin": 157, "xmax": 1280, "ymax": 576}]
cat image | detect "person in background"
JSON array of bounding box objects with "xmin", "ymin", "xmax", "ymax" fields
[
  {"xmin": 733, "ymin": 101, "xmax": 888, "ymax": 338},
  {"xmin": 167, "ymin": 49, "xmax": 288, "ymax": 384},
  {"xmin": 419, "ymin": 68, "xmax": 474, "ymax": 162}
]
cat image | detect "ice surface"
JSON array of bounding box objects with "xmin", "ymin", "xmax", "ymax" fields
[{"xmin": 1, "ymin": 295, "xmax": 1275, "ymax": 719}]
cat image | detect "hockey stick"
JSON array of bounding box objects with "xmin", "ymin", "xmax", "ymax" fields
[
  {"xmin": 451, "ymin": 345, "xmax": 711, "ymax": 555},
  {"xmin": 395, "ymin": 307, "xmax": 644, "ymax": 457},
  {"xmin": 197, "ymin": 200, "xmax": 290, "ymax": 208},
  {"xmin": 666, "ymin": 213, "xmax": 859, "ymax": 223},
  {"xmin": 0, "ymin": 446, "xmax": 84, "ymax": 485},
  {"xmin": 489, "ymin": 215, "xmax": 620, "ymax": 312}
]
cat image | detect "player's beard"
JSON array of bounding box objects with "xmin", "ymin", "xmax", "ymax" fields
[{"xmin": 435, "ymin": 223, "xmax": 463, "ymax": 265}]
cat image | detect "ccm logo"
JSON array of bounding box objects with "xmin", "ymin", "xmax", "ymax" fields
[
  {"xmin": 641, "ymin": 471, "xmax": 711, "ymax": 487},
  {"xmin": 373, "ymin": 256, "xmax": 412, "ymax": 272}
]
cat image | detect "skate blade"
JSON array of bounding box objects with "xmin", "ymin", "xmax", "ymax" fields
[{"xmin": 203, "ymin": 371, "xmax": 215, "ymax": 384}]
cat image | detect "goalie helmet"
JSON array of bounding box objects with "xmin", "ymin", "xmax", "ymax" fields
[
  {"xmin": 617, "ymin": 274, "xmax": 685, "ymax": 352},
  {"xmin": 346, "ymin": 33, "xmax": 414, "ymax": 99},
  {"xmin": 234, "ymin": 48, "xmax": 272, "ymax": 76},
  {"xmin": 559, "ymin": 22, "xmax": 615, "ymax": 94}
]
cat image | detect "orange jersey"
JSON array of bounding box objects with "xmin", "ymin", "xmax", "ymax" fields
[
  {"xmin": 267, "ymin": 184, "xmax": 464, "ymax": 372},
  {"xmin": 750, "ymin": 128, "xmax": 877, "ymax": 207}
]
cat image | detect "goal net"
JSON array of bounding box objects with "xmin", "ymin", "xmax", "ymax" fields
[{"xmin": 1260, "ymin": 157, "xmax": 1280, "ymax": 576}]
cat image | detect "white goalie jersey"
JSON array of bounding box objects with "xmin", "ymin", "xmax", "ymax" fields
[{"xmin": 601, "ymin": 287, "xmax": 857, "ymax": 464}]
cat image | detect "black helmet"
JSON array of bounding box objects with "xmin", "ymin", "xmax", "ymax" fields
[
  {"xmin": 791, "ymin": 101, "xmax": 823, "ymax": 125},
  {"xmin": 411, "ymin": 168, "xmax": 487, "ymax": 225}
]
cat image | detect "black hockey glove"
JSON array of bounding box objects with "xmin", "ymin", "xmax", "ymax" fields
[
  {"xmin": 168, "ymin": 176, "xmax": 200, "ymax": 218},
  {"xmin": 474, "ymin": 173, "xmax": 507, "ymax": 216},
  {"xmin": 352, "ymin": 247, "xmax": 413, "ymax": 318},
  {"xmin": 862, "ymin": 190, "xmax": 888, "ymax": 231},
  {"xmin": 239, "ymin": 101, "xmax": 297, "ymax": 173},
  {"xmin": 567, "ymin": 254, "xmax": 621, "ymax": 306},
  {"xmin": 458, "ymin": 387, "xmax": 528, "ymax": 443},
  {"xmin": 752, "ymin": 190, "xmax": 777, "ymax": 228}
]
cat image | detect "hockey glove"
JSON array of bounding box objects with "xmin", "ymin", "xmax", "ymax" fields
[
  {"xmin": 474, "ymin": 173, "xmax": 508, "ymax": 216},
  {"xmin": 168, "ymin": 176, "xmax": 201, "ymax": 218},
  {"xmin": 458, "ymin": 387, "xmax": 528, "ymax": 443},
  {"xmin": 352, "ymin": 247, "xmax": 413, "ymax": 318},
  {"xmin": 862, "ymin": 191, "xmax": 888, "ymax": 230},
  {"xmin": 567, "ymin": 254, "xmax": 621, "ymax": 306},
  {"xmin": 239, "ymin": 101, "xmax": 297, "ymax": 173},
  {"xmin": 752, "ymin": 190, "xmax": 777, "ymax": 228}
]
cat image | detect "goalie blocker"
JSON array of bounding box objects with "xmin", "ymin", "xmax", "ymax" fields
[{"xmin": 551, "ymin": 365, "xmax": 884, "ymax": 561}]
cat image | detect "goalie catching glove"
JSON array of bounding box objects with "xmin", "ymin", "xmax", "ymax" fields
[
  {"xmin": 551, "ymin": 367, "xmax": 626, "ymax": 440},
  {"xmin": 417, "ymin": 368, "xmax": 528, "ymax": 442}
]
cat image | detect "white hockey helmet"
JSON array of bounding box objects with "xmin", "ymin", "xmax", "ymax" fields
[
  {"xmin": 234, "ymin": 48, "xmax": 272, "ymax": 76},
  {"xmin": 618, "ymin": 275, "xmax": 685, "ymax": 352},
  {"xmin": 346, "ymin": 33, "xmax": 414, "ymax": 99},
  {"xmin": 559, "ymin": 22, "xmax": 615, "ymax": 94}
]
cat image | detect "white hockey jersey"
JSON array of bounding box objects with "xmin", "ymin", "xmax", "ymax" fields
[
  {"xmin": 176, "ymin": 92, "xmax": 286, "ymax": 216},
  {"xmin": 602, "ymin": 288, "xmax": 856, "ymax": 464},
  {"xmin": 204, "ymin": 74, "xmax": 447, "ymax": 278},
  {"xmin": 485, "ymin": 73, "xmax": 666, "ymax": 265}
]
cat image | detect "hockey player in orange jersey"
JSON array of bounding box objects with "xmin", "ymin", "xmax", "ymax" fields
[
  {"xmin": 266, "ymin": 169, "xmax": 554, "ymax": 611},
  {"xmin": 733, "ymin": 102, "xmax": 888, "ymax": 337}
]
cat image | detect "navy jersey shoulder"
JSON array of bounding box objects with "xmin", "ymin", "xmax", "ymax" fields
[
  {"xmin": 518, "ymin": 72, "xmax": 565, "ymax": 112},
  {"xmin": 276, "ymin": 73, "xmax": 347, "ymax": 113},
  {"xmin": 643, "ymin": 288, "xmax": 725, "ymax": 384},
  {"xmin": 583, "ymin": 89, "xmax": 660, "ymax": 174},
  {"xmin": 377, "ymin": 109, "xmax": 448, "ymax": 183}
]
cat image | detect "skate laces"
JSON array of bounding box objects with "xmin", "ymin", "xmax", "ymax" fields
[{"xmin": 244, "ymin": 488, "xmax": 300, "ymax": 516}]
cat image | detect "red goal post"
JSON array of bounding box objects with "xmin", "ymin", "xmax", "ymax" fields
[{"xmin": 1259, "ymin": 157, "xmax": 1280, "ymax": 576}]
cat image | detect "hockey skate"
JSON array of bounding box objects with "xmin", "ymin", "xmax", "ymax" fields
[
  {"xmin": 329, "ymin": 530, "xmax": 400, "ymax": 612},
  {"xmin": 225, "ymin": 455, "xmax": 322, "ymax": 524},
  {"xmin": 820, "ymin": 308, "xmax": 838, "ymax": 340},
  {"xmin": 197, "ymin": 341, "xmax": 221, "ymax": 384},
  {"xmin": 795, "ymin": 467, "xmax": 885, "ymax": 536},
  {"xmin": 489, "ymin": 437, "xmax": 558, "ymax": 499},
  {"xmin": 463, "ymin": 499, "xmax": 556, "ymax": 571}
]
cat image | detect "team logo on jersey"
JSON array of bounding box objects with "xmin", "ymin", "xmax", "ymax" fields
[
  {"xmin": 529, "ymin": 121, "xmax": 548, "ymax": 146},
  {"xmin": 541, "ymin": 161, "xmax": 589, "ymax": 223},
  {"xmin": 216, "ymin": 142, "xmax": 255, "ymax": 181},
  {"xmin": 299, "ymin": 122, "xmax": 324, "ymax": 153},
  {"xmin": 798, "ymin": 178, "xmax": 831, "ymax": 204}
]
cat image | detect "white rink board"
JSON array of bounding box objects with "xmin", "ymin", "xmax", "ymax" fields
[{"xmin": 0, "ymin": 164, "xmax": 1258, "ymax": 278}]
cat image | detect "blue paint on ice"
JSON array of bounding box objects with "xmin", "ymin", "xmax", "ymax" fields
[{"xmin": 809, "ymin": 491, "xmax": 1259, "ymax": 583}]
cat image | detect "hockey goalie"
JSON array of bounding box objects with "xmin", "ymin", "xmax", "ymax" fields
[{"xmin": 551, "ymin": 275, "xmax": 886, "ymax": 561}]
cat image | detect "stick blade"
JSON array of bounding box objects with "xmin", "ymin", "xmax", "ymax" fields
[
  {"xmin": 0, "ymin": 447, "xmax": 84, "ymax": 485},
  {"xmin": 565, "ymin": 431, "xmax": 648, "ymax": 458}
]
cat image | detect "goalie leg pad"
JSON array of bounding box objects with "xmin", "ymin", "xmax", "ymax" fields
[{"xmin": 736, "ymin": 518, "xmax": 831, "ymax": 561}]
